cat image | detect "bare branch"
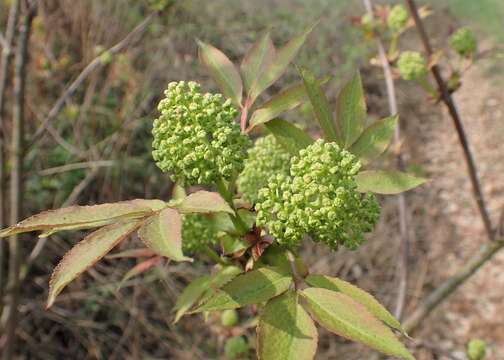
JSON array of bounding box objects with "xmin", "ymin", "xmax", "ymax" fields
[
  {"xmin": 363, "ymin": 0, "xmax": 410, "ymax": 321},
  {"xmin": 0, "ymin": 31, "xmax": 8, "ymax": 51},
  {"xmin": 29, "ymin": 12, "xmax": 159, "ymax": 147},
  {"xmin": 405, "ymin": 0, "xmax": 494, "ymax": 240}
]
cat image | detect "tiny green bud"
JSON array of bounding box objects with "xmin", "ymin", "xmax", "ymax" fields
[
  {"xmin": 450, "ymin": 27, "xmax": 477, "ymax": 57},
  {"xmin": 224, "ymin": 336, "xmax": 248, "ymax": 358},
  {"xmin": 397, "ymin": 51, "xmax": 427, "ymax": 81},
  {"xmin": 360, "ymin": 13, "xmax": 375, "ymax": 34},
  {"xmin": 221, "ymin": 309, "xmax": 239, "ymax": 327},
  {"xmin": 387, "ymin": 5, "xmax": 409, "ymax": 33},
  {"xmin": 467, "ymin": 339, "xmax": 486, "ymax": 360}
]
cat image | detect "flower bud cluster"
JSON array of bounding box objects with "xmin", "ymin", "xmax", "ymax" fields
[
  {"xmin": 152, "ymin": 81, "xmax": 250, "ymax": 186},
  {"xmin": 397, "ymin": 51, "xmax": 427, "ymax": 81},
  {"xmin": 181, "ymin": 214, "xmax": 219, "ymax": 255},
  {"xmin": 237, "ymin": 135, "xmax": 291, "ymax": 204},
  {"xmin": 255, "ymin": 139, "xmax": 380, "ymax": 250},
  {"xmin": 450, "ymin": 27, "xmax": 477, "ymax": 57},
  {"xmin": 387, "ymin": 5, "xmax": 409, "ymax": 33}
]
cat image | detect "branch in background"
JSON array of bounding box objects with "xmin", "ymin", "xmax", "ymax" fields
[
  {"xmin": 29, "ymin": 12, "xmax": 159, "ymax": 147},
  {"xmin": 0, "ymin": 31, "xmax": 8, "ymax": 50},
  {"xmin": 403, "ymin": 238, "xmax": 504, "ymax": 333},
  {"xmin": 405, "ymin": 0, "xmax": 494, "ymax": 240},
  {"xmin": 0, "ymin": 0, "xmax": 21, "ymax": 318},
  {"xmin": 3, "ymin": 1, "xmax": 36, "ymax": 359},
  {"xmin": 363, "ymin": 0, "xmax": 410, "ymax": 320}
]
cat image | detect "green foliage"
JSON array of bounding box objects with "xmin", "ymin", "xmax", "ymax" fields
[
  {"xmin": 224, "ymin": 336, "xmax": 249, "ymax": 359},
  {"xmin": 257, "ymin": 291, "xmax": 317, "ymax": 360},
  {"xmin": 263, "ymin": 118, "xmax": 314, "ymax": 155},
  {"xmin": 221, "ymin": 309, "xmax": 239, "ymax": 327},
  {"xmin": 467, "ymin": 339, "xmax": 487, "ymax": 360},
  {"xmin": 256, "ymin": 139, "xmax": 380, "ymax": 250},
  {"xmin": 237, "ymin": 135, "xmax": 291, "ymax": 204},
  {"xmin": 387, "ymin": 5, "xmax": 409, "ymax": 33},
  {"xmin": 151, "ymin": 81, "xmax": 250, "ymax": 186},
  {"xmin": 397, "ymin": 51, "xmax": 428, "ymax": 81},
  {"xmin": 300, "ymin": 288, "xmax": 414, "ymax": 360},
  {"xmin": 355, "ymin": 170, "xmax": 427, "ymax": 194},
  {"xmin": 181, "ymin": 214, "xmax": 219, "ymax": 255},
  {"xmin": 450, "ymin": 27, "xmax": 478, "ymax": 57}
]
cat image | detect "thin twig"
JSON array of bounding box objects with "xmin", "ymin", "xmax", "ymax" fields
[
  {"xmin": 37, "ymin": 160, "xmax": 115, "ymax": 176},
  {"xmin": 405, "ymin": 0, "xmax": 494, "ymax": 240},
  {"xmin": 0, "ymin": 0, "xmax": 21, "ymax": 319},
  {"xmin": 363, "ymin": 0, "xmax": 410, "ymax": 320},
  {"xmin": 29, "ymin": 12, "xmax": 158, "ymax": 147},
  {"xmin": 3, "ymin": 2, "xmax": 36, "ymax": 359},
  {"xmin": 403, "ymin": 238, "xmax": 504, "ymax": 333},
  {"xmin": 0, "ymin": 31, "xmax": 8, "ymax": 51}
]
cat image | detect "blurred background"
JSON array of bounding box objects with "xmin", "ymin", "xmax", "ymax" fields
[{"xmin": 0, "ymin": 0, "xmax": 503, "ymax": 359}]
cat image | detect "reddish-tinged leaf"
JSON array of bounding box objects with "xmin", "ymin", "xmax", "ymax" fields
[
  {"xmin": 257, "ymin": 291, "xmax": 318, "ymax": 360},
  {"xmin": 301, "ymin": 288, "xmax": 414, "ymax": 360},
  {"xmin": 197, "ymin": 40, "xmax": 243, "ymax": 107},
  {"xmin": 241, "ymin": 31, "xmax": 276, "ymax": 93},
  {"xmin": 176, "ymin": 191, "xmax": 234, "ymax": 215},
  {"xmin": 118, "ymin": 256, "xmax": 163, "ymax": 289},
  {"xmin": 47, "ymin": 221, "xmax": 141, "ymax": 308},
  {"xmin": 106, "ymin": 248, "xmax": 156, "ymax": 259},
  {"xmin": 0, "ymin": 200, "xmax": 159, "ymax": 238},
  {"xmin": 305, "ymin": 274, "xmax": 403, "ymax": 332},
  {"xmin": 138, "ymin": 208, "xmax": 191, "ymax": 262}
]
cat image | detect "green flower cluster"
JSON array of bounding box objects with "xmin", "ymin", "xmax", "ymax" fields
[
  {"xmin": 181, "ymin": 214, "xmax": 219, "ymax": 255},
  {"xmin": 224, "ymin": 336, "xmax": 248, "ymax": 358},
  {"xmin": 255, "ymin": 139, "xmax": 380, "ymax": 250},
  {"xmin": 450, "ymin": 27, "xmax": 477, "ymax": 57},
  {"xmin": 237, "ymin": 135, "xmax": 291, "ymax": 204},
  {"xmin": 387, "ymin": 5, "xmax": 408, "ymax": 33},
  {"xmin": 152, "ymin": 81, "xmax": 250, "ymax": 186},
  {"xmin": 467, "ymin": 339, "xmax": 486, "ymax": 360},
  {"xmin": 397, "ymin": 51, "xmax": 427, "ymax": 81}
]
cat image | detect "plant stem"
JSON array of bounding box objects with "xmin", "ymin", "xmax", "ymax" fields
[
  {"xmin": 0, "ymin": 0, "xmax": 20, "ymax": 322},
  {"xmin": 405, "ymin": 0, "xmax": 494, "ymax": 240},
  {"xmin": 216, "ymin": 177, "xmax": 248, "ymax": 235}
]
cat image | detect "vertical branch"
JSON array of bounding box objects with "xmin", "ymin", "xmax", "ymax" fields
[
  {"xmin": 3, "ymin": 2, "xmax": 35, "ymax": 359},
  {"xmin": 0, "ymin": 0, "xmax": 21, "ymax": 317},
  {"xmin": 404, "ymin": 0, "xmax": 494, "ymax": 240},
  {"xmin": 363, "ymin": 0, "xmax": 410, "ymax": 320}
]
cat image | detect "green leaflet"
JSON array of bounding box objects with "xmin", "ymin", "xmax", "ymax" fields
[
  {"xmin": 0, "ymin": 199, "xmax": 163, "ymax": 238},
  {"xmin": 336, "ymin": 71, "xmax": 367, "ymax": 148},
  {"xmin": 264, "ymin": 118, "xmax": 314, "ymax": 155},
  {"xmin": 355, "ymin": 170, "xmax": 427, "ymax": 194},
  {"xmin": 175, "ymin": 190, "xmax": 234, "ymax": 215},
  {"xmin": 249, "ymin": 22, "xmax": 317, "ymax": 103},
  {"xmin": 300, "ymin": 67, "xmax": 340, "ymax": 144},
  {"xmin": 349, "ymin": 115, "xmax": 398, "ymax": 165},
  {"xmin": 47, "ymin": 221, "xmax": 142, "ymax": 308},
  {"xmin": 300, "ymin": 288, "xmax": 415, "ymax": 360},
  {"xmin": 305, "ymin": 274, "xmax": 403, "ymax": 333},
  {"xmin": 197, "ymin": 40, "xmax": 243, "ymax": 107},
  {"xmin": 137, "ymin": 208, "xmax": 191, "ymax": 262},
  {"xmin": 241, "ymin": 31, "xmax": 276, "ymax": 93},
  {"xmin": 257, "ymin": 291, "xmax": 318, "ymax": 360},
  {"xmin": 191, "ymin": 266, "xmax": 292, "ymax": 313}
]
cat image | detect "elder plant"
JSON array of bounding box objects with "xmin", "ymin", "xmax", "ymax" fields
[{"xmin": 1, "ymin": 24, "xmax": 427, "ymax": 359}]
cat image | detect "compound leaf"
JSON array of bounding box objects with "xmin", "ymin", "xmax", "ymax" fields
[
  {"xmin": 47, "ymin": 221, "xmax": 141, "ymax": 308},
  {"xmin": 257, "ymin": 291, "xmax": 318, "ymax": 360},
  {"xmin": 301, "ymin": 288, "xmax": 414, "ymax": 360},
  {"xmin": 355, "ymin": 170, "xmax": 427, "ymax": 194}
]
